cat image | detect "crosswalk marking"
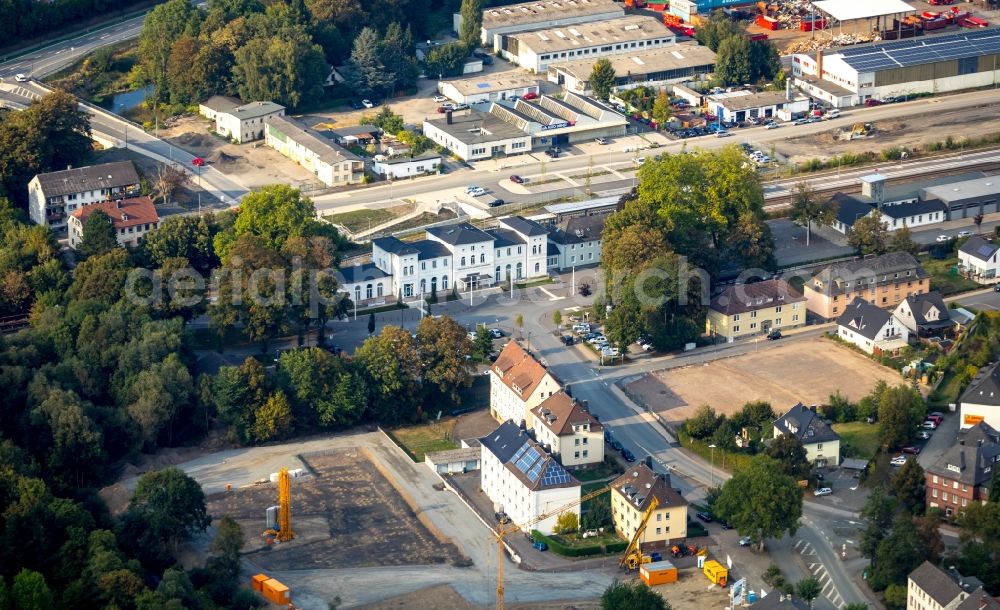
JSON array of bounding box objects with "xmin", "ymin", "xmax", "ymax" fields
[{"xmin": 807, "ymin": 559, "xmax": 845, "ymax": 608}]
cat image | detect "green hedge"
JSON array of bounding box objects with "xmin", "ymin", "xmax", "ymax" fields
[
  {"xmin": 605, "ymin": 541, "xmax": 628, "ymax": 554},
  {"xmin": 531, "ymin": 530, "xmax": 621, "ymax": 558}
]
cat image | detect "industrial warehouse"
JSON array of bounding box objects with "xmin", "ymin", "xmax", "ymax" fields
[
  {"xmin": 547, "ymin": 42, "xmax": 717, "ymax": 94},
  {"xmin": 793, "ymin": 28, "xmax": 1000, "ymax": 107}
]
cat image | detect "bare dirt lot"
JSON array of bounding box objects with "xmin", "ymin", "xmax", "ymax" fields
[
  {"xmin": 206, "ymin": 447, "xmax": 465, "ymax": 571},
  {"xmin": 356, "ymin": 584, "xmax": 602, "ymax": 610},
  {"xmin": 625, "ymin": 338, "xmax": 907, "ymax": 424},
  {"xmin": 157, "ymin": 116, "xmax": 320, "ymax": 190},
  {"xmin": 777, "ymin": 105, "xmax": 1000, "ymax": 165}
]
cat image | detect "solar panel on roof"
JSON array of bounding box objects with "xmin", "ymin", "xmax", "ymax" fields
[
  {"xmin": 978, "ymin": 245, "xmax": 995, "ymax": 257},
  {"xmin": 515, "ymin": 445, "xmax": 541, "ymax": 476},
  {"xmin": 527, "ymin": 461, "xmax": 543, "ymax": 482},
  {"xmin": 511, "ymin": 443, "xmax": 529, "ymax": 464},
  {"xmin": 541, "ymin": 462, "xmax": 572, "ymax": 487}
]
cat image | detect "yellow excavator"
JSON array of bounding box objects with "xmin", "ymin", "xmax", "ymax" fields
[{"xmin": 620, "ymin": 497, "xmax": 660, "ymax": 570}]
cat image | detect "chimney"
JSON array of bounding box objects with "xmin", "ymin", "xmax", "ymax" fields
[
  {"xmin": 815, "ymin": 49, "xmax": 823, "ymax": 77},
  {"xmin": 67, "ymin": 165, "xmax": 73, "ymax": 170},
  {"xmin": 447, "ymin": 110, "xmax": 454, "ymax": 125}
]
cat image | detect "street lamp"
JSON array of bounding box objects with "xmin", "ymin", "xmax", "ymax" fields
[{"xmin": 708, "ymin": 444, "xmax": 717, "ymax": 487}]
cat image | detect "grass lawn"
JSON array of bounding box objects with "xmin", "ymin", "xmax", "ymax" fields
[
  {"xmin": 324, "ymin": 206, "xmax": 406, "ymax": 234},
  {"xmin": 386, "ymin": 419, "xmax": 458, "ymax": 462},
  {"xmin": 571, "ymin": 461, "xmax": 624, "ymax": 483},
  {"xmin": 389, "ymin": 209, "xmax": 456, "ymax": 233},
  {"xmin": 920, "ymin": 255, "xmax": 981, "ymax": 296},
  {"xmin": 552, "ymin": 532, "xmax": 622, "ymax": 549},
  {"xmin": 832, "ymin": 421, "xmax": 881, "ymax": 459},
  {"xmin": 928, "ymin": 369, "xmax": 965, "ymax": 406},
  {"xmin": 678, "ymin": 431, "xmax": 754, "ymax": 473}
]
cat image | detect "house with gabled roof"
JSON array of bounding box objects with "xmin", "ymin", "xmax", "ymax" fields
[
  {"xmin": 894, "ymin": 291, "xmax": 956, "ymax": 338},
  {"xmin": 531, "ymin": 390, "xmax": 603, "ymax": 467},
  {"xmin": 490, "ymin": 341, "xmax": 561, "ymax": 427},
  {"xmin": 958, "ymin": 235, "xmax": 1000, "ymax": 282},
  {"xmin": 773, "ymin": 403, "xmax": 840, "ymax": 467},
  {"xmin": 907, "ymin": 560, "xmax": 1000, "ymax": 610},
  {"xmin": 924, "ymin": 421, "xmax": 1000, "ymax": 516},
  {"xmin": 479, "ymin": 420, "xmax": 580, "ymax": 534},
  {"xmin": 804, "ymin": 251, "xmax": 929, "ymax": 320},
  {"xmin": 610, "ymin": 463, "xmax": 687, "ymax": 548},
  {"xmin": 705, "ymin": 279, "xmax": 806, "ymax": 341},
  {"xmin": 28, "ymin": 161, "xmax": 141, "ymax": 230},
  {"xmin": 960, "ymin": 362, "xmax": 1000, "ymax": 429},
  {"xmin": 836, "ymin": 296, "xmax": 910, "ymax": 355}
]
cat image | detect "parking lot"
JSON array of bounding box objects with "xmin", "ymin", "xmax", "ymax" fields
[{"xmin": 625, "ymin": 338, "xmax": 911, "ymax": 425}]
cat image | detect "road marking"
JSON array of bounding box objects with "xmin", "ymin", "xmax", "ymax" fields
[{"xmin": 538, "ymin": 286, "xmax": 564, "ymax": 301}]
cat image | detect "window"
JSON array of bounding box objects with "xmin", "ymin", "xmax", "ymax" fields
[
  {"xmin": 656, "ymin": 527, "xmax": 662, "ymax": 535},
  {"xmin": 481, "ymin": 253, "xmax": 486, "ymax": 263},
  {"xmin": 932, "ymin": 475, "xmax": 938, "ymax": 484},
  {"xmin": 750, "ymin": 322, "xmax": 757, "ymax": 329},
  {"xmin": 775, "ymin": 318, "xmax": 781, "ymax": 325},
  {"xmin": 574, "ymin": 451, "xmax": 580, "ymax": 458},
  {"xmin": 733, "ymin": 325, "xmax": 740, "ymax": 332},
  {"xmin": 583, "ymin": 438, "xmax": 588, "ymax": 445},
  {"xmin": 421, "ymin": 262, "xmax": 426, "ymax": 271},
  {"xmin": 792, "ymin": 314, "xmax": 799, "ymax": 322},
  {"xmin": 366, "ymin": 284, "xmax": 373, "ymax": 299},
  {"xmin": 817, "ymin": 444, "xmax": 823, "ymax": 451},
  {"xmin": 775, "ymin": 306, "xmax": 782, "ymax": 313},
  {"xmin": 733, "ymin": 314, "xmax": 740, "ymax": 321},
  {"xmin": 575, "ymin": 438, "xmax": 580, "ymax": 446},
  {"xmin": 656, "ymin": 513, "xmax": 662, "ymax": 521},
  {"xmin": 582, "ymin": 450, "xmax": 588, "ymax": 457},
  {"xmin": 461, "ymin": 257, "xmax": 466, "ymax": 266},
  {"xmin": 442, "ymin": 276, "xmax": 449, "ymax": 290}
]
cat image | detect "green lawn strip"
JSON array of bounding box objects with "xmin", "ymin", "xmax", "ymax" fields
[
  {"xmin": 921, "ymin": 255, "xmax": 981, "ymax": 296},
  {"xmin": 324, "ymin": 208, "xmax": 398, "ymax": 233},
  {"xmin": 831, "ymin": 421, "xmax": 881, "ymax": 459},
  {"xmin": 385, "ymin": 419, "xmax": 458, "ymax": 462}
]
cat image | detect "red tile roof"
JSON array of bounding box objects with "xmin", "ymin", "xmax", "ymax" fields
[
  {"xmin": 531, "ymin": 391, "xmax": 602, "ymax": 435},
  {"xmin": 71, "ymin": 196, "xmax": 159, "ymax": 230},
  {"xmin": 492, "ymin": 341, "xmax": 557, "ymax": 397}
]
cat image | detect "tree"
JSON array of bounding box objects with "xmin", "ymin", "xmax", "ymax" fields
[
  {"xmin": 870, "ymin": 516, "xmax": 928, "ymax": 592},
  {"xmin": 877, "ymin": 384, "xmax": 925, "ymax": 449},
  {"xmin": 123, "ymin": 468, "xmax": 211, "ymax": 555},
  {"xmin": 848, "ymin": 214, "xmax": 889, "ymax": 255},
  {"xmin": 415, "ymin": 315, "xmax": 474, "ymax": 404},
  {"xmin": 589, "ymin": 58, "xmax": 616, "ymax": 101},
  {"xmin": 891, "ymin": 458, "xmax": 926, "ymax": 514},
  {"xmin": 346, "ymin": 27, "xmax": 396, "ymax": 97},
  {"xmin": 137, "ymin": 0, "xmax": 196, "ymax": 101},
  {"xmin": 215, "ymin": 184, "xmax": 331, "ymax": 258},
  {"xmin": 714, "ymin": 35, "xmax": 753, "ymax": 86},
  {"xmin": 367, "ymin": 312, "xmax": 376, "ymax": 335},
  {"xmin": 795, "ymin": 577, "xmax": 821, "ymax": 608},
  {"xmin": 515, "ymin": 314, "xmax": 524, "ymax": 337},
  {"xmin": 554, "ymin": 511, "xmax": 578, "ymax": 535},
  {"xmin": 253, "ymin": 390, "xmax": 294, "ymax": 441},
  {"xmin": 601, "ymin": 580, "xmax": 670, "ymax": 610},
  {"xmin": 67, "ymin": 248, "xmax": 133, "ymax": 303},
  {"xmin": 582, "ymin": 499, "xmax": 612, "ymax": 531},
  {"xmin": 764, "ymin": 433, "xmax": 811, "ymax": 481},
  {"xmin": 77, "ymin": 210, "xmax": 119, "ymax": 258},
  {"xmin": 277, "ymin": 347, "xmax": 365, "ymax": 428},
  {"xmin": 127, "ymin": 353, "xmax": 194, "ymax": 447},
  {"xmin": 355, "ymin": 325, "xmax": 422, "ymax": 423},
  {"xmin": 888, "ymin": 225, "xmax": 921, "ymax": 256},
  {"xmin": 604, "ymin": 282, "xmax": 641, "ymax": 352},
  {"xmin": 713, "ymin": 454, "xmax": 802, "ymax": 550},
  {"xmin": 208, "ymin": 516, "xmax": 244, "ymax": 580},
  {"xmin": 860, "ymin": 485, "xmax": 896, "ymax": 564},
  {"xmin": 685, "ymin": 405, "xmax": 718, "ymax": 439},
  {"xmin": 883, "ymin": 584, "xmax": 908, "ymax": 610},
  {"xmin": 426, "ymin": 41, "xmax": 471, "ymax": 78},
  {"xmin": 363, "ymin": 106, "xmax": 405, "ymax": 134},
  {"xmin": 991, "ymin": 465, "xmax": 1000, "ymax": 503},
  {"xmin": 695, "ymin": 11, "xmax": 745, "ymax": 51},
  {"xmin": 381, "ymin": 23, "xmax": 418, "ymax": 92},
  {"xmin": 143, "ymin": 214, "xmax": 219, "ymax": 274},
  {"xmin": 12, "ymin": 569, "xmax": 54, "ymax": 610},
  {"xmin": 459, "ymin": 0, "xmax": 483, "ymax": 48},
  {"xmin": 232, "ymin": 30, "xmax": 327, "ymax": 108},
  {"xmin": 473, "ymin": 326, "xmax": 493, "ymax": 361},
  {"xmin": 579, "ymin": 282, "xmax": 592, "ymax": 297},
  {"xmin": 552, "ymin": 310, "xmax": 563, "ymax": 329},
  {"xmin": 789, "ymin": 183, "xmax": 834, "ymax": 247},
  {"xmin": 914, "ymin": 514, "xmax": 943, "ymax": 564},
  {"xmin": 651, "ymin": 90, "xmax": 671, "ymax": 127},
  {"xmin": 32, "ymin": 389, "xmax": 104, "ymax": 489},
  {"xmin": 844, "ymin": 604, "xmax": 870, "ymax": 610},
  {"xmin": 150, "ymin": 164, "xmax": 191, "ymax": 205}
]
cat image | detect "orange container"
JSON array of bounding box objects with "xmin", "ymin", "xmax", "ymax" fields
[
  {"xmin": 640, "ymin": 560, "xmax": 679, "ymax": 585},
  {"xmin": 251, "ymin": 574, "xmax": 269, "ymax": 592},
  {"xmin": 262, "ymin": 579, "xmax": 291, "ymax": 605}
]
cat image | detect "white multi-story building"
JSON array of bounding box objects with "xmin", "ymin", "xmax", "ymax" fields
[
  {"xmin": 531, "ymin": 391, "xmax": 603, "ymax": 467},
  {"xmin": 213, "ymin": 101, "xmax": 285, "ymax": 143},
  {"xmin": 466, "ymin": 0, "xmax": 624, "ymax": 48},
  {"xmin": 490, "ymin": 340, "xmax": 561, "ymax": 427},
  {"xmin": 958, "ymin": 236, "xmax": 1000, "ymax": 283},
  {"xmin": 28, "ymin": 161, "xmax": 141, "ymax": 230},
  {"xmin": 264, "ymin": 116, "xmax": 364, "ymax": 187},
  {"xmin": 480, "ymin": 420, "xmax": 581, "ymax": 535},
  {"xmin": 489, "ymin": 216, "xmax": 549, "ymax": 283},
  {"xmin": 67, "ymin": 196, "xmax": 160, "ymax": 249}
]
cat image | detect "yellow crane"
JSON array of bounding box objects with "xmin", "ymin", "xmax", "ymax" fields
[
  {"xmin": 492, "ymin": 485, "xmax": 610, "ymax": 610},
  {"xmin": 619, "ymin": 496, "xmax": 660, "ymax": 570},
  {"xmin": 276, "ymin": 468, "xmax": 294, "ymax": 542}
]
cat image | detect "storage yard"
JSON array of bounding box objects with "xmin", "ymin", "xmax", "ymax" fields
[{"xmin": 624, "ymin": 338, "xmax": 909, "ymax": 424}]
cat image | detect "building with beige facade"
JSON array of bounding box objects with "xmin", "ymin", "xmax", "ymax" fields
[
  {"xmin": 264, "ymin": 116, "xmax": 364, "ymax": 187},
  {"xmin": 907, "ymin": 561, "xmax": 1000, "ymax": 610},
  {"xmin": 803, "ymin": 252, "xmax": 930, "ymax": 320},
  {"xmin": 705, "ymin": 279, "xmax": 806, "ymax": 341},
  {"xmin": 490, "ymin": 341, "xmax": 561, "ymax": 427},
  {"xmin": 531, "ymin": 391, "xmax": 603, "ymax": 467},
  {"xmin": 611, "ymin": 463, "xmax": 687, "ymax": 548}
]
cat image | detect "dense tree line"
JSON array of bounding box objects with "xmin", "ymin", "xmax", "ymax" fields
[
  {"xmin": 0, "ymin": 0, "xmax": 139, "ymax": 45},
  {"xmin": 598, "ymin": 148, "xmax": 775, "ymax": 353},
  {"xmin": 695, "ymin": 11, "xmax": 781, "ymax": 86}
]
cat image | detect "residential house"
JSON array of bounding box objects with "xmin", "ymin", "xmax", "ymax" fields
[
  {"xmin": 530, "ymin": 391, "xmax": 603, "ymax": 467},
  {"xmin": 68, "ymin": 196, "xmax": 160, "ymax": 249},
  {"xmin": 958, "ymin": 236, "xmax": 1000, "ymax": 282},
  {"xmin": 610, "ymin": 463, "xmax": 688, "ymax": 548},
  {"xmin": 373, "ymin": 152, "xmax": 442, "ymax": 180},
  {"xmin": 545, "ymin": 213, "xmax": 608, "ymax": 271},
  {"xmin": 803, "ymin": 251, "xmax": 930, "ymax": 320},
  {"xmin": 705, "ymin": 279, "xmax": 806, "ymax": 341},
  {"xmin": 925, "ymin": 422, "xmax": 999, "ymax": 515},
  {"xmin": 371, "ymin": 235, "xmax": 451, "ymax": 301},
  {"xmin": 213, "ymin": 101, "xmax": 285, "ymax": 143},
  {"xmin": 960, "ymin": 362, "xmax": 1000, "ymax": 429},
  {"xmin": 836, "ymin": 297, "xmax": 910, "ymax": 355},
  {"xmin": 907, "ymin": 561, "xmax": 1000, "ymax": 610},
  {"xmin": 894, "ymin": 292, "xmax": 956, "ymax": 338},
  {"xmin": 480, "ymin": 420, "xmax": 580, "ymax": 535},
  {"xmin": 264, "ymin": 116, "xmax": 364, "ymax": 187},
  {"xmin": 772, "ymin": 403, "xmax": 841, "ymax": 467},
  {"xmin": 197, "ymin": 95, "xmax": 242, "ymax": 122},
  {"xmin": 490, "ymin": 341, "xmax": 561, "ymax": 426},
  {"xmin": 28, "ymin": 161, "xmax": 141, "ymax": 230}
]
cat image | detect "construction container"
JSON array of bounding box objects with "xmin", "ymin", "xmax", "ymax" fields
[
  {"xmin": 266, "ymin": 505, "xmax": 279, "ymax": 530},
  {"xmin": 704, "ymin": 560, "xmax": 729, "ymax": 587},
  {"xmin": 261, "ymin": 578, "xmax": 291, "ymax": 605},
  {"xmin": 640, "ymin": 560, "xmax": 679, "ymax": 585},
  {"xmin": 251, "ymin": 574, "xmax": 269, "ymax": 592},
  {"xmin": 923, "ymin": 17, "xmax": 947, "ymax": 29},
  {"xmin": 799, "ymin": 16, "xmax": 826, "ymax": 31},
  {"xmin": 755, "ymin": 15, "xmax": 779, "ymax": 30}
]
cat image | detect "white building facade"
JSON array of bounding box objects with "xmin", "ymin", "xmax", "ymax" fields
[
  {"xmin": 372, "ymin": 153, "xmax": 442, "ymax": 179},
  {"xmin": 214, "ymin": 101, "xmax": 285, "ymax": 143},
  {"xmin": 837, "ymin": 297, "xmax": 910, "ymax": 355},
  {"xmin": 490, "ymin": 340, "xmax": 561, "ymax": 427},
  {"xmin": 28, "ymin": 161, "xmax": 141, "ymax": 230}
]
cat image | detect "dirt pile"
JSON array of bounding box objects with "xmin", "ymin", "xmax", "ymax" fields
[
  {"xmin": 176, "ymin": 132, "xmax": 213, "ymax": 148},
  {"xmin": 207, "ymin": 151, "xmax": 245, "ymax": 167}
]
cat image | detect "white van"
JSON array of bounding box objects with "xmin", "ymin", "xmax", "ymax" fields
[
  {"xmin": 826, "ymin": 109, "xmax": 841, "ymax": 119},
  {"xmin": 572, "ymin": 323, "xmax": 591, "ymax": 334}
]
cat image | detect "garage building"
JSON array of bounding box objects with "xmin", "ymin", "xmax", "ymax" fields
[
  {"xmin": 921, "ymin": 175, "xmax": 1000, "ymax": 220},
  {"xmin": 438, "ymin": 74, "xmax": 542, "ymax": 104},
  {"xmin": 497, "ymin": 15, "xmax": 675, "ymax": 73},
  {"xmin": 706, "ymin": 90, "xmax": 809, "ymax": 123},
  {"xmin": 547, "ymin": 43, "xmax": 716, "ymax": 94},
  {"xmin": 792, "ymin": 28, "xmax": 1000, "ymax": 107}
]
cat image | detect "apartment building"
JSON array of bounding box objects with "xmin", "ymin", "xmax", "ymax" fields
[
  {"xmin": 925, "ymin": 422, "xmax": 999, "ymax": 516},
  {"xmin": 67, "ymin": 196, "xmax": 160, "ymax": 249},
  {"xmin": 28, "ymin": 161, "xmax": 141, "ymax": 230},
  {"xmin": 960, "ymin": 362, "xmax": 1000, "ymax": 429},
  {"xmin": 907, "ymin": 561, "xmax": 1000, "ymax": 610},
  {"xmin": 530, "ymin": 391, "xmax": 603, "ymax": 467},
  {"xmin": 213, "ymin": 101, "xmax": 285, "ymax": 143},
  {"xmin": 545, "ymin": 213, "xmax": 607, "ymax": 271},
  {"xmin": 837, "ymin": 297, "xmax": 910, "ymax": 356},
  {"xmin": 610, "ymin": 463, "xmax": 687, "ymax": 548},
  {"xmin": 803, "ymin": 252, "xmax": 930, "ymax": 320},
  {"xmin": 772, "ymin": 403, "xmax": 841, "ymax": 467},
  {"xmin": 958, "ymin": 236, "xmax": 1000, "ymax": 283},
  {"xmin": 705, "ymin": 279, "xmax": 806, "ymax": 341},
  {"xmin": 489, "ymin": 341, "xmax": 561, "ymax": 426},
  {"xmin": 264, "ymin": 116, "xmax": 364, "ymax": 187},
  {"xmin": 480, "ymin": 420, "xmax": 580, "ymax": 535}
]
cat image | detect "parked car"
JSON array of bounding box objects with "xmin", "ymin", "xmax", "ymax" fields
[
  {"xmin": 922, "ymin": 420, "xmax": 938, "ymax": 429},
  {"xmin": 865, "ymin": 99, "xmax": 883, "ymax": 107},
  {"xmin": 601, "ymin": 346, "xmax": 620, "ymax": 357},
  {"xmin": 453, "ymin": 103, "xmax": 470, "ymax": 111},
  {"xmin": 716, "ymin": 130, "xmax": 731, "ymax": 138},
  {"xmin": 522, "ymin": 91, "xmax": 539, "ymax": 100},
  {"xmin": 467, "ymin": 331, "xmax": 478, "ymax": 340},
  {"xmin": 696, "ymin": 512, "xmax": 713, "ymax": 523},
  {"xmin": 465, "ymin": 185, "xmax": 482, "ymax": 193},
  {"xmin": 432, "ymin": 95, "xmax": 447, "ymax": 102},
  {"xmin": 191, "ymin": 157, "xmax": 205, "ymax": 167},
  {"xmin": 350, "ymin": 100, "xmax": 363, "ymax": 109},
  {"xmin": 814, "ymin": 487, "xmax": 833, "ymax": 496},
  {"xmin": 902, "ymin": 446, "xmax": 921, "ymax": 455},
  {"xmin": 917, "ymin": 430, "xmax": 932, "ymax": 440},
  {"xmin": 995, "ymin": 284, "xmax": 1000, "ymax": 293},
  {"xmin": 14, "ymin": 73, "xmax": 28, "ymax": 82},
  {"xmin": 891, "ymin": 455, "xmax": 908, "ymax": 466},
  {"xmin": 739, "ymin": 536, "xmax": 752, "ymax": 547},
  {"xmin": 611, "ymin": 440, "xmax": 623, "ymax": 451},
  {"xmin": 926, "ymin": 414, "xmax": 943, "ymax": 425},
  {"xmin": 533, "ymin": 541, "xmax": 548, "ymax": 551},
  {"xmin": 561, "ymin": 335, "xmax": 576, "ymax": 346},
  {"xmin": 621, "ymin": 449, "xmax": 636, "ymax": 462},
  {"xmin": 489, "ymin": 328, "xmax": 503, "ymax": 339},
  {"xmin": 634, "ymin": 157, "xmax": 647, "ymax": 165},
  {"xmin": 437, "ymin": 105, "xmax": 452, "ymax": 113},
  {"xmin": 935, "ymin": 234, "xmax": 951, "ymax": 242},
  {"xmin": 765, "ymin": 121, "xmax": 780, "ymax": 129},
  {"xmin": 958, "ymin": 230, "xmax": 973, "ymax": 237},
  {"xmin": 509, "ymin": 175, "xmax": 524, "ymax": 184},
  {"xmin": 767, "ymin": 329, "xmax": 782, "ymax": 340},
  {"xmin": 362, "ymin": 99, "xmax": 375, "ymax": 108},
  {"xmin": 544, "ymin": 148, "xmax": 560, "ymax": 158},
  {"xmin": 596, "ymin": 137, "xmax": 609, "ymax": 145},
  {"xmin": 488, "ymin": 198, "xmax": 505, "ymax": 207}
]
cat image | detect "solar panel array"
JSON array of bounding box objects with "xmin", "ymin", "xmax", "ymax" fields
[
  {"xmin": 510, "ymin": 441, "xmax": 573, "ymax": 486},
  {"xmin": 838, "ymin": 29, "xmax": 1000, "ymax": 72},
  {"xmin": 540, "ymin": 461, "xmax": 573, "ymax": 487},
  {"xmin": 978, "ymin": 244, "xmax": 995, "ymax": 258}
]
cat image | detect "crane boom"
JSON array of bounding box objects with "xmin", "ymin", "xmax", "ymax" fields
[{"xmin": 619, "ymin": 496, "xmax": 660, "ymax": 570}]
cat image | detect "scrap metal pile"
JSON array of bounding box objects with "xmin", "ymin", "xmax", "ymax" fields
[{"xmin": 783, "ymin": 31, "xmax": 880, "ymax": 53}]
